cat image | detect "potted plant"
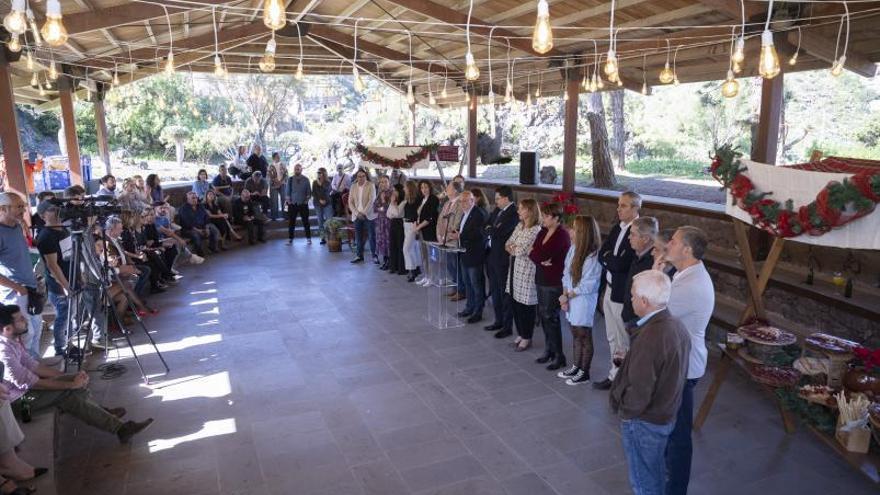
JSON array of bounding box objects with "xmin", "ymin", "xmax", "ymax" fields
[
  {"xmin": 843, "ymin": 346, "xmax": 880, "ymax": 399},
  {"xmin": 323, "ymin": 217, "xmax": 347, "ymax": 252}
]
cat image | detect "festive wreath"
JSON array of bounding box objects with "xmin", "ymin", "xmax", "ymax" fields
[
  {"xmin": 354, "ymin": 143, "xmax": 439, "ymax": 169},
  {"xmin": 542, "ymin": 192, "xmax": 579, "ymax": 225},
  {"xmin": 709, "ymin": 145, "xmax": 880, "ymax": 238}
]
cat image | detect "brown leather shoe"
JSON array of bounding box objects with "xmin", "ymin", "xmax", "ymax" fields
[{"xmin": 449, "ymin": 293, "xmax": 466, "ymax": 301}]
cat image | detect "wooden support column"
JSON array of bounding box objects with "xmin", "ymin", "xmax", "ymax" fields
[
  {"xmin": 753, "ymin": 71, "xmax": 784, "ymax": 164},
  {"xmin": 0, "ymin": 59, "xmax": 28, "ymax": 199},
  {"xmin": 562, "ymin": 67, "xmax": 580, "ymax": 194},
  {"xmin": 58, "ymin": 75, "xmax": 83, "ymax": 186},
  {"xmin": 467, "ymin": 89, "xmax": 477, "ymax": 178},
  {"xmin": 94, "ymin": 85, "xmax": 111, "ymax": 176},
  {"xmin": 408, "ymin": 102, "xmax": 416, "ymax": 145}
]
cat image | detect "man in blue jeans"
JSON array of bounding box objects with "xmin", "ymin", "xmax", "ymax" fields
[
  {"xmin": 610, "ymin": 270, "xmax": 690, "ymax": 495},
  {"xmin": 34, "ymin": 202, "xmax": 73, "ymax": 356},
  {"xmin": 449, "ymin": 191, "xmax": 486, "ymax": 324}
]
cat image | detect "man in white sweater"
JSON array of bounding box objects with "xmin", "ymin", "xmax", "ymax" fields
[{"xmin": 662, "ymin": 226, "xmax": 714, "ymax": 495}]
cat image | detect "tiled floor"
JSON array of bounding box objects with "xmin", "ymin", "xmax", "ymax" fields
[{"xmin": 49, "ymin": 241, "xmax": 878, "ymax": 494}]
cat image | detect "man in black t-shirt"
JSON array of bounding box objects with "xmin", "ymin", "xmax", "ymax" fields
[
  {"xmin": 34, "ymin": 201, "xmax": 73, "ymax": 356},
  {"xmin": 233, "ymin": 189, "xmax": 266, "ymax": 245}
]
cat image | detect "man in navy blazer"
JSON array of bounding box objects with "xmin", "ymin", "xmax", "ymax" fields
[
  {"xmin": 483, "ymin": 186, "xmax": 518, "ymax": 337},
  {"xmin": 594, "ymin": 191, "xmax": 641, "ymax": 390},
  {"xmin": 449, "ymin": 191, "xmax": 487, "ymax": 324}
]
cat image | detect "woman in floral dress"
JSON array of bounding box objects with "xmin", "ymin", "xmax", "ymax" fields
[{"xmin": 373, "ymin": 175, "xmax": 393, "ymax": 269}]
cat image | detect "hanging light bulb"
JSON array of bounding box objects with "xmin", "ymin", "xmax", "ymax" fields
[
  {"xmin": 589, "ymin": 72, "xmax": 598, "ymax": 92},
  {"xmin": 673, "ymin": 76, "xmax": 680, "ymax": 86},
  {"xmin": 488, "ymin": 89, "xmax": 496, "ymax": 105},
  {"xmin": 25, "ymin": 51, "xmax": 33, "ymax": 70},
  {"xmin": 465, "ymin": 52, "xmax": 479, "ymax": 81},
  {"xmin": 604, "ymin": 50, "xmax": 618, "ymax": 78},
  {"xmin": 213, "ymin": 55, "xmax": 225, "ymax": 77},
  {"xmin": 562, "ymin": 89, "xmax": 568, "ymax": 101},
  {"xmin": 113, "ymin": 69, "xmax": 120, "ymax": 86},
  {"xmin": 262, "ymin": 0, "xmax": 286, "ymax": 30},
  {"xmin": 165, "ymin": 51, "xmax": 175, "ymax": 75},
  {"xmin": 659, "ymin": 62, "xmax": 673, "ymax": 84},
  {"xmin": 3, "ymin": 0, "xmax": 27, "ymax": 35},
  {"xmin": 26, "ymin": 9, "xmax": 41, "ymax": 46},
  {"xmin": 531, "ymin": 0, "xmax": 553, "ymax": 54},
  {"xmin": 29, "ymin": 72, "xmax": 37, "ymax": 86},
  {"xmin": 535, "ymin": 86, "xmax": 540, "ymax": 98},
  {"xmin": 641, "ymin": 82, "xmax": 647, "ymax": 95},
  {"xmin": 616, "ymin": 76, "xmax": 623, "ymax": 87},
  {"xmin": 7, "ymin": 36, "xmax": 21, "ymax": 53},
  {"xmin": 732, "ymin": 37, "xmax": 745, "ymax": 64},
  {"xmin": 295, "ymin": 61, "xmax": 304, "ymax": 80},
  {"xmin": 41, "ymin": 0, "xmax": 68, "ymax": 47},
  {"xmin": 406, "ymin": 83, "xmax": 415, "ymax": 105},
  {"xmin": 259, "ymin": 37, "xmax": 276, "ymax": 73},
  {"xmin": 831, "ymin": 56, "xmax": 845, "ymax": 77},
  {"xmin": 597, "ymin": 73, "xmax": 604, "ymax": 90},
  {"xmin": 732, "ymin": 60, "xmax": 743, "ymax": 74},
  {"xmin": 353, "ymin": 68, "xmax": 364, "ymax": 92},
  {"xmin": 788, "ymin": 53, "xmax": 798, "ymax": 66},
  {"xmin": 526, "ymin": 93, "xmax": 532, "ymax": 106},
  {"xmin": 429, "ymin": 92, "xmax": 437, "ymax": 105},
  {"xmin": 441, "ymin": 80, "xmax": 448, "ymax": 99},
  {"xmin": 48, "ymin": 60, "xmax": 58, "ymax": 80},
  {"xmin": 721, "ymin": 70, "xmax": 739, "ymax": 98},
  {"xmin": 789, "ymin": 27, "xmax": 801, "ymax": 66},
  {"xmin": 758, "ymin": 30, "xmax": 780, "ymax": 79}
]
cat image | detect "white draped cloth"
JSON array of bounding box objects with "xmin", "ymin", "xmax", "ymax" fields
[{"xmin": 726, "ymin": 159, "xmax": 880, "ymax": 249}]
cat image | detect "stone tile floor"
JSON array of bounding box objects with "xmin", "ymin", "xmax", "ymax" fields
[{"xmin": 48, "ymin": 241, "xmax": 878, "ymax": 494}]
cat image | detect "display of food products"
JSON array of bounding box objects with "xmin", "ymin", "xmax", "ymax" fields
[
  {"xmin": 749, "ymin": 365, "xmax": 801, "ymax": 388},
  {"xmin": 805, "ymin": 333, "xmax": 859, "ymax": 355},
  {"xmin": 797, "ymin": 384, "xmax": 837, "ymax": 407},
  {"xmin": 737, "ymin": 323, "xmax": 797, "ymax": 347}
]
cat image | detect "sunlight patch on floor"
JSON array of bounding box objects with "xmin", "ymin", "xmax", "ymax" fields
[
  {"xmin": 105, "ymin": 333, "xmax": 223, "ymax": 361},
  {"xmin": 147, "ymin": 418, "xmax": 237, "ymax": 453},
  {"xmin": 189, "ymin": 297, "xmax": 219, "ymax": 306},
  {"xmin": 145, "ymin": 371, "xmax": 232, "ymax": 402}
]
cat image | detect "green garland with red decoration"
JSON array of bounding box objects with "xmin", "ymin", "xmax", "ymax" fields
[
  {"xmin": 354, "ymin": 143, "xmax": 439, "ymax": 169},
  {"xmin": 710, "ymin": 145, "xmax": 880, "ymax": 238},
  {"xmin": 541, "ymin": 192, "xmax": 580, "ymax": 225}
]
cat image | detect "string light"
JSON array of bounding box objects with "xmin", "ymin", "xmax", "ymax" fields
[
  {"xmin": 504, "ymin": 41, "xmax": 513, "ymax": 103},
  {"xmin": 7, "ymin": 35, "xmax": 21, "ymax": 52},
  {"xmin": 659, "ymin": 40, "xmax": 674, "ymax": 84},
  {"xmin": 604, "ymin": 2, "xmax": 619, "ymax": 80},
  {"xmin": 590, "ymin": 41, "xmax": 600, "ymax": 91},
  {"xmin": 25, "ymin": 50, "xmax": 33, "ymax": 70},
  {"xmin": 38, "ymin": 84, "xmax": 45, "ymax": 97},
  {"xmin": 831, "ymin": 3, "xmax": 850, "ymax": 77},
  {"xmin": 27, "ymin": 9, "xmax": 41, "ymax": 46},
  {"xmin": 29, "ymin": 72, "xmax": 37, "ymax": 86},
  {"xmin": 406, "ymin": 31, "xmax": 416, "ymax": 104},
  {"xmin": 758, "ymin": 0, "xmax": 780, "ymax": 79},
  {"xmin": 535, "ymin": 71, "xmax": 541, "ymax": 98},
  {"xmin": 722, "ymin": 30, "xmax": 739, "ymax": 98},
  {"xmin": 48, "ymin": 59, "xmax": 58, "ymax": 80},
  {"xmin": 464, "ymin": 0, "xmax": 479, "ymax": 81},
  {"xmin": 672, "ymin": 45, "xmax": 681, "ymax": 85},
  {"xmin": 789, "ymin": 26, "xmax": 801, "ymax": 66},
  {"xmin": 731, "ymin": 0, "xmax": 746, "ymax": 65},
  {"xmin": 259, "ymin": 34, "xmax": 276, "ymax": 73},
  {"xmin": 487, "ymin": 26, "xmax": 496, "ymax": 105},
  {"xmin": 263, "ymin": 0, "xmax": 286, "ymax": 30},
  {"xmin": 295, "ymin": 22, "xmax": 304, "ymax": 80},
  {"xmin": 526, "ymin": 74, "xmax": 532, "ymax": 106},
  {"xmin": 641, "ymin": 54, "xmax": 648, "ymax": 96},
  {"xmin": 441, "ymin": 70, "xmax": 448, "ymax": 99},
  {"xmin": 214, "ymin": 55, "xmax": 225, "ymax": 77},
  {"xmin": 113, "ymin": 65, "xmax": 120, "ymax": 86},
  {"xmin": 163, "ymin": 6, "xmax": 174, "ymax": 75},
  {"xmin": 352, "ymin": 19, "xmax": 363, "ymax": 91},
  {"xmin": 532, "ymin": 0, "xmax": 553, "ymax": 54},
  {"xmin": 3, "ymin": 0, "xmax": 27, "ymax": 35},
  {"xmin": 41, "ymin": 0, "xmax": 68, "ymax": 47}
]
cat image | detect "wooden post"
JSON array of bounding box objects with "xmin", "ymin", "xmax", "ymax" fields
[
  {"xmin": 0, "ymin": 58, "xmax": 28, "ymax": 199},
  {"xmin": 562, "ymin": 68, "xmax": 580, "ymax": 194},
  {"xmin": 467, "ymin": 89, "xmax": 477, "ymax": 178},
  {"xmin": 58, "ymin": 75, "xmax": 83, "ymax": 186},
  {"xmin": 753, "ymin": 71, "xmax": 784, "ymax": 165},
  {"xmin": 408, "ymin": 102, "xmax": 416, "ymax": 145},
  {"xmin": 94, "ymin": 85, "xmax": 112, "ymax": 176}
]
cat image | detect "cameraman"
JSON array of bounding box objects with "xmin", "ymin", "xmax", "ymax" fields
[
  {"xmin": 34, "ymin": 201, "xmax": 72, "ymax": 357},
  {"xmin": 0, "ymin": 193, "xmax": 43, "ymax": 357}
]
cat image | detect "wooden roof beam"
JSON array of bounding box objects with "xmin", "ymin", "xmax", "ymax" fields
[{"xmin": 62, "ymin": 0, "xmax": 234, "ymax": 36}]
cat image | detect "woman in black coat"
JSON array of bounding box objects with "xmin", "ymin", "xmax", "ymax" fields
[{"xmin": 414, "ymin": 180, "xmax": 440, "ymax": 283}]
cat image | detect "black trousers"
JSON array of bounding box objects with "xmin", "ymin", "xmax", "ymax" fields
[
  {"xmin": 288, "ymin": 203, "xmax": 311, "ymax": 239},
  {"xmin": 537, "ymin": 285, "xmax": 564, "ymax": 358},
  {"xmin": 388, "ymin": 219, "xmax": 405, "ymax": 273},
  {"xmin": 487, "ymin": 259, "xmax": 513, "ymax": 330},
  {"xmin": 242, "ymin": 219, "xmax": 266, "ymax": 243},
  {"xmin": 511, "ymin": 298, "xmax": 536, "ymax": 339},
  {"xmin": 330, "ymin": 191, "xmax": 345, "ymax": 217}
]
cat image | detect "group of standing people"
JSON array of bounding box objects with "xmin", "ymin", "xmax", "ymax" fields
[{"xmin": 357, "ymin": 180, "xmax": 715, "ymax": 495}]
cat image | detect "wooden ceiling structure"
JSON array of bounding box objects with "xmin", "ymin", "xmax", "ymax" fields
[{"xmin": 1, "ymin": 0, "xmax": 878, "ymax": 108}]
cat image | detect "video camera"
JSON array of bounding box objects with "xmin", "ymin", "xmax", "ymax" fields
[{"xmin": 49, "ymin": 196, "xmax": 125, "ymax": 223}]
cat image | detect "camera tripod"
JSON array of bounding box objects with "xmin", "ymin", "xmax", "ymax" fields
[{"xmin": 61, "ymin": 219, "xmax": 169, "ymax": 384}]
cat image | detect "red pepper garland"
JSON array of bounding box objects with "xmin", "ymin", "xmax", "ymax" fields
[
  {"xmin": 354, "ymin": 143, "xmax": 439, "ymax": 169},
  {"xmin": 710, "ymin": 145, "xmax": 880, "ymax": 238}
]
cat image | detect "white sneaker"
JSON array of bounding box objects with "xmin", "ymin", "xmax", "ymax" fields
[
  {"xmin": 565, "ymin": 370, "xmax": 590, "ymax": 386},
  {"xmin": 419, "ymin": 278, "xmax": 432, "ymax": 287},
  {"xmin": 556, "ymin": 365, "xmax": 580, "ymax": 379},
  {"xmin": 189, "ymin": 254, "xmax": 205, "ymax": 265}
]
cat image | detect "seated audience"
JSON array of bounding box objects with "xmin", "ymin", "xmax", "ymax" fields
[
  {"xmin": 191, "ymin": 169, "xmax": 212, "ymax": 201},
  {"xmin": 0, "ymin": 382, "xmax": 45, "ymax": 486},
  {"xmin": 557, "ymin": 215, "xmax": 603, "ymax": 385},
  {"xmin": 211, "ymin": 165, "xmax": 234, "ymax": 213},
  {"xmin": 233, "ymin": 190, "xmax": 267, "ymax": 245},
  {"xmin": 118, "ymin": 178, "xmax": 150, "ymax": 213},
  {"xmin": 610, "ymin": 270, "xmax": 690, "ymax": 495},
  {"xmin": 154, "ymin": 203, "xmax": 203, "ymax": 265},
  {"xmin": 204, "ymin": 190, "xmax": 239, "ymax": 246},
  {"xmin": 96, "ymin": 174, "xmax": 117, "ymax": 197},
  {"xmin": 140, "ymin": 208, "xmax": 181, "ymax": 277},
  {"xmin": 246, "ymin": 144, "xmax": 269, "ymax": 177},
  {"xmin": 0, "ymin": 304, "xmax": 153, "ymax": 444},
  {"xmin": 244, "ymin": 171, "xmax": 271, "ymax": 213},
  {"xmin": 178, "ymin": 192, "xmax": 221, "ymax": 256}
]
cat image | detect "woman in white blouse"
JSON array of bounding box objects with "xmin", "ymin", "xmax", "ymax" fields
[
  {"xmin": 557, "ymin": 215, "xmax": 603, "ymax": 386},
  {"xmin": 504, "ymin": 198, "xmax": 542, "ymax": 352}
]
